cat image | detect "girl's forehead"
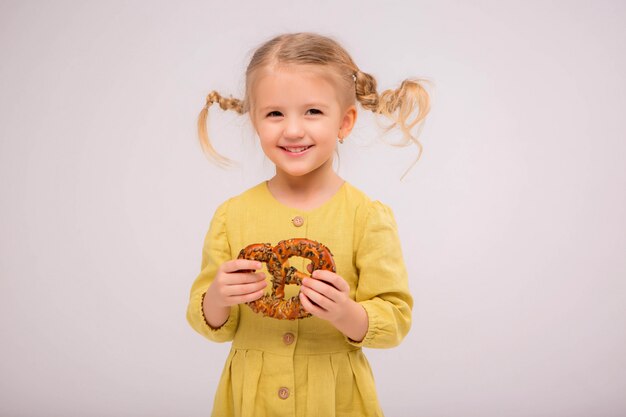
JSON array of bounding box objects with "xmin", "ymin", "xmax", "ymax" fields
[
  {"xmin": 250, "ymin": 65, "xmax": 342, "ymax": 102},
  {"xmin": 252, "ymin": 64, "xmax": 334, "ymax": 85}
]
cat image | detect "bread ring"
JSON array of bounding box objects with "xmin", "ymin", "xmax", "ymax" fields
[{"xmin": 237, "ymin": 238, "xmax": 336, "ymax": 320}]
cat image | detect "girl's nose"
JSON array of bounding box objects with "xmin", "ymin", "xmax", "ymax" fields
[{"xmin": 284, "ymin": 117, "xmax": 305, "ymax": 139}]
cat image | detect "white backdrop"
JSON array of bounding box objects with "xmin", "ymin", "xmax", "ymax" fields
[{"xmin": 1, "ymin": 1, "xmax": 625, "ymax": 416}]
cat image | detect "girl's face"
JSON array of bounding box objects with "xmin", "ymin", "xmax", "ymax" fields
[{"xmin": 250, "ymin": 65, "xmax": 356, "ymax": 181}]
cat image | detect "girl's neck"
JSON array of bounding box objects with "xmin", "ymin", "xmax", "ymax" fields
[{"xmin": 267, "ymin": 170, "xmax": 345, "ymax": 211}]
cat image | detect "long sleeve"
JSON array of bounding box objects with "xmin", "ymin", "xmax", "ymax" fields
[
  {"xmin": 348, "ymin": 200, "xmax": 413, "ymax": 348},
  {"xmin": 186, "ymin": 199, "xmax": 240, "ymax": 342}
]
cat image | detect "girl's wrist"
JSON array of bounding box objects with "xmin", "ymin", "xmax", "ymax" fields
[
  {"xmin": 331, "ymin": 299, "xmax": 368, "ymax": 342},
  {"xmin": 202, "ymin": 286, "xmax": 231, "ymax": 329}
]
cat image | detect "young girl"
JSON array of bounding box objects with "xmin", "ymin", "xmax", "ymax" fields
[{"xmin": 187, "ymin": 32, "xmax": 430, "ymax": 417}]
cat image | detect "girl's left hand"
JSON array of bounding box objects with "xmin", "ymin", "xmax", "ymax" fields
[
  {"xmin": 299, "ymin": 268, "xmax": 352, "ymax": 324},
  {"xmin": 300, "ymin": 265, "xmax": 369, "ymax": 342}
]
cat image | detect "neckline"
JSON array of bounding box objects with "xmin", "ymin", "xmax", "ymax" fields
[{"xmin": 261, "ymin": 180, "xmax": 347, "ymax": 214}]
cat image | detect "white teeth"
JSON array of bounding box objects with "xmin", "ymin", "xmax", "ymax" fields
[{"xmin": 283, "ymin": 146, "xmax": 310, "ymax": 153}]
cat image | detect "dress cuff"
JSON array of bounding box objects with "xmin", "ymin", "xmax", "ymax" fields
[{"xmin": 192, "ymin": 292, "xmax": 239, "ymax": 341}]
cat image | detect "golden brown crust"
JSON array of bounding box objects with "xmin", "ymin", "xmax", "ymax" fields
[{"xmin": 237, "ymin": 238, "xmax": 336, "ymax": 320}]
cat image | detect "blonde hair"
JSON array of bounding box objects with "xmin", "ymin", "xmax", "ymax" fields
[{"xmin": 198, "ymin": 32, "xmax": 431, "ymax": 177}]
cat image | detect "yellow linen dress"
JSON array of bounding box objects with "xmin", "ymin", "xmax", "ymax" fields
[{"xmin": 186, "ymin": 181, "xmax": 413, "ymax": 417}]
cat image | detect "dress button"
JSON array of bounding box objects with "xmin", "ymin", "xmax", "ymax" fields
[
  {"xmin": 278, "ymin": 387, "xmax": 290, "ymax": 399},
  {"xmin": 283, "ymin": 332, "xmax": 295, "ymax": 345},
  {"xmin": 291, "ymin": 216, "xmax": 304, "ymax": 227}
]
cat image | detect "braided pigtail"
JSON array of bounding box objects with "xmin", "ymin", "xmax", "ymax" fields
[
  {"xmin": 197, "ymin": 91, "xmax": 245, "ymax": 167},
  {"xmin": 355, "ymin": 71, "xmax": 431, "ymax": 179}
]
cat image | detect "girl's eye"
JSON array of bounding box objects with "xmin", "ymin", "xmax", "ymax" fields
[
  {"xmin": 267, "ymin": 111, "xmax": 283, "ymax": 117},
  {"xmin": 306, "ymin": 108, "xmax": 323, "ymax": 115}
]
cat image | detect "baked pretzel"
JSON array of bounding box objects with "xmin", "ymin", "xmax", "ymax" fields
[{"xmin": 237, "ymin": 238, "xmax": 336, "ymax": 320}]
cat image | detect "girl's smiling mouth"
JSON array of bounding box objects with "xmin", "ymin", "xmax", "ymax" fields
[{"xmin": 280, "ymin": 145, "xmax": 313, "ymax": 154}]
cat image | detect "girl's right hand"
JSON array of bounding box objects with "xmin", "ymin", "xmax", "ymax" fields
[{"xmin": 205, "ymin": 259, "xmax": 267, "ymax": 308}]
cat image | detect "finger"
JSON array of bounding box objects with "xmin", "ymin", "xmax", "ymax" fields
[
  {"xmin": 229, "ymin": 289, "xmax": 266, "ymax": 305},
  {"xmin": 299, "ymin": 292, "xmax": 326, "ymax": 316},
  {"xmin": 302, "ymin": 276, "xmax": 340, "ymax": 299},
  {"xmin": 223, "ymin": 278, "xmax": 266, "ymax": 297},
  {"xmin": 224, "ymin": 280, "xmax": 267, "ymax": 297},
  {"xmin": 311, "ymin": 270, "xmax": 349, "ymax": 292},
  {"xmin": 223, "ymin": 259, "xmax": 263, "ymax": 273},
  {"xmin": 300, "ymin": 286, "xmax": 333, "ymax": 311},
  {"xmin": 214, "ymin": 280, "xmax": 264, "ymax": 306},
  {"xmin": 227, "ymin": 271, "xmax": 266, "ymax": 284},
  {"xmin": 304, "ymin": 271, "xmax": 349, "ymax": 299},
  {"xmin": 306, "ymin": 263, "xmax": 313, "ymax": 274}
]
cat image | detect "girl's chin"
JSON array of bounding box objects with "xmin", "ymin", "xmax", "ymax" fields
[{"xmin": 275, "ymin": 164, "xmax": 333, "ymax": 179}]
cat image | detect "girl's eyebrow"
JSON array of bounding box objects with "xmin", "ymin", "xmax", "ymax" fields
[
  {"xmin": 258, "ymin": 103, "xmax": 330, "ymax": 112},
  {"xmin": 258, "ymin": 105, "xmax": 279, "ymax": 113}
]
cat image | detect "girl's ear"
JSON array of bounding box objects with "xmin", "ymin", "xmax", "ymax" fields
[{"xmin": 339, "ymin": 105, "xmax": 358, "ymax": 139}]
